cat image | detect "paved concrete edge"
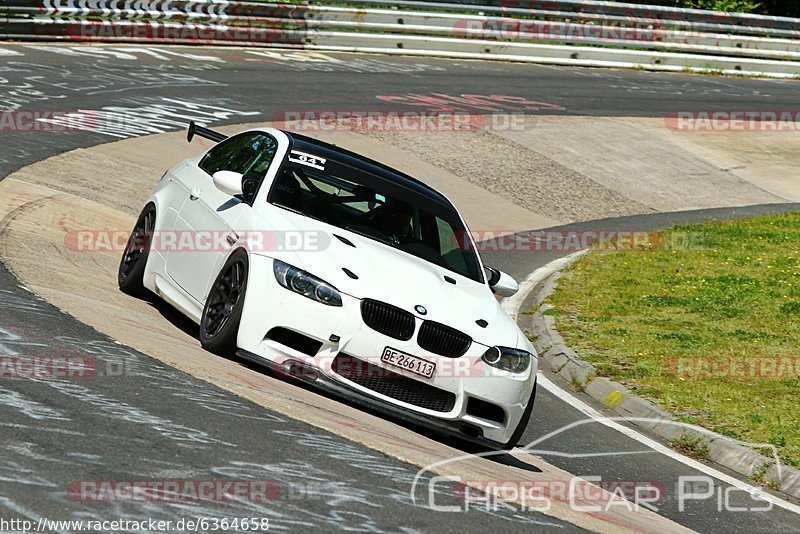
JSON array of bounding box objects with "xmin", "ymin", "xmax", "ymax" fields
[{"xmin": 522, "ymin": 253, "xmax": 800, "ymax": 501}]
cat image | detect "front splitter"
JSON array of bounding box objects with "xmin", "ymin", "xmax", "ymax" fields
[{"xmin": 236, "ymin": 349, "xmax": 508, "ymax": 451}]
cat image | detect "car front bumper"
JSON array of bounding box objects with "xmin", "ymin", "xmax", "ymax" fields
[
  {"xmin": 237, "ymin": 348, "xmax": 529, "ymax": 449},
  {"xmin": 237, "ymin": 254, "xmax": 536, "ymax": 445}
]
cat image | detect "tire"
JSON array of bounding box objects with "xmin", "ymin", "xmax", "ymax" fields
[
  {"xmin": 118, "ymin": 204, "xmax": 156, "ymax": 297},
  {"xmin": 503, "ymin": 380, "xmax": 537, "ymax": 450},
  {"xmin": 199, "ymin": 249, "xmax": 249, "ymax": 356}
]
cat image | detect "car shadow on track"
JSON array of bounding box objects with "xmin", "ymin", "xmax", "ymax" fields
[{"xmin": 142, "ymin": 291, "xmax": 200, "ymax": 338}]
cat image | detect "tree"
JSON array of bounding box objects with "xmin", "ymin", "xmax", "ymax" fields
[
  {"xmin": 757, "ymin": 0, "xmax": 800, "ymax": 17},
  {"xmin": 614, "ymin": 0, "xmax": 799, "ymax": 16}
]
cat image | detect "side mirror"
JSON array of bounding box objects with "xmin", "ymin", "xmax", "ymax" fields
[
  {"xmin": 212, "ymin": 170, "xmax": 244, "ymax": 197},
  {"xmin": 486, "ymin": 267, "xmax": 519, "ymax": 297}
]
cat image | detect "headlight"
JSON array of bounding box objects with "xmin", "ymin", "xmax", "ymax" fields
[
  {"xmin": 481, "ymin": 346, "xmax": 531, "ymax": 374},
  {"xmin": 273, "ymin": 259, "xmax": 343, "ymax": 307}
]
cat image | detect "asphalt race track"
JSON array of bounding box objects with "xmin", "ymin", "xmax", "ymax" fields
[{"xmin": 1, "ymin": 43, "xmax": 799, "ymax": 533}]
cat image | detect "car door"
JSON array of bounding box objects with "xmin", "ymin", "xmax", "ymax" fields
[{"xmin": 165, "ymin": 131, "xmax": 279, "ymax": 302}]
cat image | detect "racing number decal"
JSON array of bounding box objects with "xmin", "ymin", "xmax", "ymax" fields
[{"xmin": 289, "ymin": 150, "xmax": 326, "ymax": 171}]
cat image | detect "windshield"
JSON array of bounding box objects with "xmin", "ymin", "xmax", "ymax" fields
[{"xmin": 268, "ymin": 160, "xmax": 483, "ymax": 283}]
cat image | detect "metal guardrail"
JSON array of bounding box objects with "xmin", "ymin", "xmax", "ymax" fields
[
  {"xmin": 338, "ymin": 0, "xmax": 800, "ymax": 38},
  {"xmin": 365, "ymin": 0, "xmax": 800, "ymax": 32},
  {"xmin": 2, "ymin": 0, "xmax": 800, "ymax": 77}
]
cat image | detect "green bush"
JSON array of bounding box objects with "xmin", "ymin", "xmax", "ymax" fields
[
  {"xmin": 684, "ymin": 0, "xmax": 761, "ymax": 12},
  {"xmin": 624, "ymin": 0, "xmax": 799, "ymax": 16},
  {"xmin": 757, "ymin": 0, "xmax": 800, "ymax": 17}
]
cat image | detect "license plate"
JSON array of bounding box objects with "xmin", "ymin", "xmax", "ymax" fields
[{"xmin": 381, "ymin": 347, "xmax": 435, "ymax": 379}]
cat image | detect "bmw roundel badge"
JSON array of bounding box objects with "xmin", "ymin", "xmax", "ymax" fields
[{"xmin": 414, "ymin": 305, "xmax": 428, "ymax": 315}]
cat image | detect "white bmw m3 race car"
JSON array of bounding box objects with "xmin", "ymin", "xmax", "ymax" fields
[{"xmin": 119, "ymin": 122, "xmax": 538, "ymax": 449}]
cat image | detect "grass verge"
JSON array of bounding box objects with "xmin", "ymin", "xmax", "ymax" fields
[{"xmin": 546, "ymin": 212, "xmax": 800, "ymax": 467}]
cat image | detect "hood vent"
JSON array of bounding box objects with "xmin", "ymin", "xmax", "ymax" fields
[
  {"xmin": 334, "ymin": 234, "xmax": 355, "ymax": 247},
  {"xmin": 342, "ymin": 268, "xmax": 359, "ymax": 279}
]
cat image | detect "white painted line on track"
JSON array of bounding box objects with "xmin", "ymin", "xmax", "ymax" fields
[
  {"xmin": 537, "ymin": 376, "xmax": 800, "ymax": 515},
  {"xmin": 503, "ymin": 252, "xmax": 800, "ymax": 516},
  {"xmin": 501, "ymin": 250, "xmax": 588, "ymax": 323},
  {"xmin": 0, "ymin": 422, "xmax": 83, "ymax": 436}
]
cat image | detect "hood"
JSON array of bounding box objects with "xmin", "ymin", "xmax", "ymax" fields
[{"xmin": 257, "ymin": 207, "xmax": 521, "ymax": 347}]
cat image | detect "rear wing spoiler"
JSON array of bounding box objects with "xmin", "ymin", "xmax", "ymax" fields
[{"xmin": 187, "ymin": 121, "xmax": 227, "ymax": 144}]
